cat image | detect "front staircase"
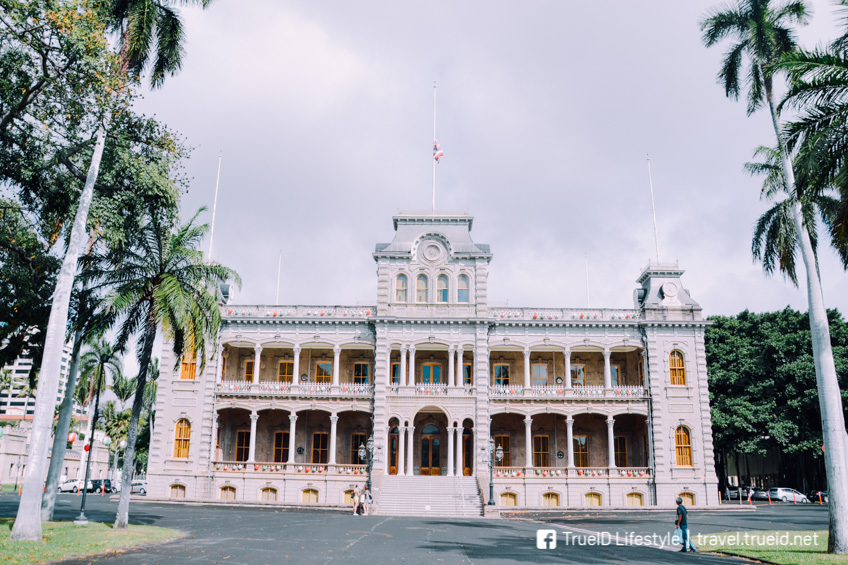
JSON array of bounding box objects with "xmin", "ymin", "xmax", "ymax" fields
[{"xmin": 375, "ymin": 476, "xmax": 483, "ymax": 517}]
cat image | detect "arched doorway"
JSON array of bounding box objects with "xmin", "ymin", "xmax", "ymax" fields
[
  {"xmin": 462, "ymin": 426, "xmax": 473, "ymax": 476},
  {"xmin": 420, "ymin": 424, "xmax": 441, "ymax": 475}
]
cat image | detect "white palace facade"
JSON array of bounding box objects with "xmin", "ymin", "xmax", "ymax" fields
[{"xmin": 148, "ymin": 213, "xmax": 719, "ymax": 513}]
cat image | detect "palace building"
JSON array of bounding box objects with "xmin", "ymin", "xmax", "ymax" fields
[{"xmin": 147, "ymin": 213, "xmax": 719, "ymax": 513}]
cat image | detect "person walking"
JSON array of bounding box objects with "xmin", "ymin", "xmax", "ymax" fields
[
  {"xmin": 675, "ymin": 497, "xmax": 697, "ymax": 552},
  {"xmin": 362, "ymin": 487, "xmax": 373, "ymax": 516},
  {"xmin": 352, "ymin": 486, "xmax": 361, "ymax": 516}
]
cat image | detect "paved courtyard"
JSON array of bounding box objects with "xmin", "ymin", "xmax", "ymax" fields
[{"xmin": 0, "ymin": 494, "xmax": 830, "ymax": 564}]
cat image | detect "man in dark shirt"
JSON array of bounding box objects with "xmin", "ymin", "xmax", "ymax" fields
[{"xmin": 676, "ymin": 497, "xmax": 697, "ymax": 552}]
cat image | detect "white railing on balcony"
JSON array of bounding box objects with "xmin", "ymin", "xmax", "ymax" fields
[
  {"xmin": 570, "ymin": 385, "xmax": 606, "ymax": 397},
  {"xmin": 216, "ymin": 382, "xmax": 372, "ymax": 397},
  {"xmin": 488, "ymin": 307, "xmax": 641, "ymax": 322},
  {"xmin": 414, "ymin": 383, "xmax": 448, "ymax": 395},
  {"xmin": 488, "ymin": 384, "xmax": 645, "ymax": 399},
  {"xmin": 490, "ymin": 385, "xmax": 525, "ymax": 397},
  {"xmin": 491, "ymin": 466, "xmax": 652, "ymax": 478},
  {"xmin": 213, "ymin": 461, "xmax": 368, "ymax": 476},
  {"xmin": 221, "ymin": 305, "xmax": 376, "ymax": 319}
]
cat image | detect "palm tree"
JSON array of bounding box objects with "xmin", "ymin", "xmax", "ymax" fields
[
  {"xmin": 0, "ymin": 369, "xmax": 12, "ymax": 412},
  {"xmin": 701, "ymin": 0, "xmax": 848, "ymax": 552},
  {"xmin": 88, "ymin": 207, "xmax": 239, "ymax": 529},
  {"xmin": 748, "ymin": 145, "xmax": 846, "ymax": 277},
  {"xmin": 110, "ymin": 373, "xmax": 137, "ymax": 411},
  {"xmin": 12, "ymin": 0, "xmax": 215, "ymax": 542}
]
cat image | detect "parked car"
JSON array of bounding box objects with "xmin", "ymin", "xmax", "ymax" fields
[
  {"xmin": 727, "ymin": 486, "xmax": 755, "ymax": 500},
  {"xmin": 808, "ymin": 490, "xmax": 829, "ymax": 503},
  {"xmin": 89, "ymin": 479, "xmax": 113, "ymax": 493},
  {"xmin": 769, "ymin": 488, "xmax": 809, "ymax": 503},
  {"xmin": 58, "ymin": 479, "xmax": 84, "ymax": 493},
  {"xmin": 130, "ymin": 480, "xmax": 147, "ymax": 495},
  {"xmin": 751, "ymin": 488, "xmax": 771, "ymax": 500}
]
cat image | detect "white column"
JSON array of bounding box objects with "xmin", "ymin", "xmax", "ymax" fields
[
  {"xmin": 566, "ymin": 417, "xmax": 575, "ymax": 468},
  {"xmin": 332, "ymin": 347, "xmax": 341, "ymax": 387},
  {"xmin": 384, "ymin": 426, "xmax": 391, "ymax": 472},
  {"xmin": 523, "ymin": 349, "xmax": 531, "ymax": 388},
  {"xmin": 399, "ymin": 347, "xmax": 407, "ymax": 387},
  {"xmin": 457, "ymin": 346, "xmax": 465, "ymax": 386},
  {"xmin": 287, "ymin": 414, "xmax": 297, "ymax": 464},
  {"xmin": 247, "ymin": 411, "xmax": 259, "ymax": 462},
  {"xmin": 607, "ymin": 416, "xmax": 616, "ymax": 469},
  {"xmin": 524, "ymin": 416, "xmax": 533, "ymax": 469},
  {"xmin": 398, "ymin": 426, "xmax": 406, "ymax": 476},
  {"xmin": 408, "ymin": 347, "xmax": 416, "ymax": 386},
  {"xmin": 448, "ymin": 346, "xmax": 456, "ymax": 388},
  {"xmin": 603, "ymin": 348, "xmax": 612, "ymax": 389},
  {"xmin": 456, "ymin": 426, "xmax": 464, "ymax": 475},
  {"xmin": 292, "ymin": 345, "xmax": 301, "ymax": 383},
  {"xmin": 252, "ymin": 344, "xmax": 262, "ymax": 384},
  {"xmin": 564, "ymin": 347, "xmax": 572, "ymax": 389},
  {"xmin": 446, "ymin": 426, "xmax": 455, "ymax": 476},
  {"xmin": 211, "ymin": 412, "xmax": 219, "ymax": 462},
  {"xmin": 329, "ymin": 415, "xmax": 339, "ymax": 466},
  {"xmin": 406, "ymin": 425, "xmax": 415, "ymax": 475}
]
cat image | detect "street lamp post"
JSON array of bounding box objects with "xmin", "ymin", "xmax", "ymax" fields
[
  {"xmin": 358, "ymin": 435, "xmax": 374, "ymax": 491},
  {"xmin": 13, "ymin": 457, "xmax": 21, "ymax": 490},
  {"xmin": 75, "ymin": 371, "xmax": 105, "ymax": 526},
  {"xmin": 487, "ymin": 437, "xmax": 504, "ymax": 506},
  {"xmin": 112, "ymin": 439, "xmax": 128, "ymax": 483}
]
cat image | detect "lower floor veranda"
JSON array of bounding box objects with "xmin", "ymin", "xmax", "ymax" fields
[{"xmin": 204, "ymin": 407, "xmax": 655, "ymax": 477}]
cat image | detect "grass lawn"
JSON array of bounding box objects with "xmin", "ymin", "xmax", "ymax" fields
[
  {"xmin": 0, "ymin": 485, "xmax": 19, "ymax": 494},
  {"xmin": 0, "ymin": 517, "xmax": 184, "ymax": 564},
  {"xmin": 697, "ymin": 530, "xmax": 848, "ymax": 565}
]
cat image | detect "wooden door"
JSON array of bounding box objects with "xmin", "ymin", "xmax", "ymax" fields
[
  {"xmin": 421, "ymin": 434, "xmax": 441, "ymax": 475},
  {"xmin": 389, "ymin": 430, "xmax": 398, "ymax": 475},
  {"xmin": 463, "ymin": 434, "xmax": 473, "ymax": 476}
]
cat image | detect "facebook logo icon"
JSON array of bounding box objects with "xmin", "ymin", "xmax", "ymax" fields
[{"xmin": 536, "ymin": 529, "xmax": 557, "ymax": 550}]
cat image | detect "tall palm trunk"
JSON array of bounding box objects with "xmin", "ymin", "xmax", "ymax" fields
[
  {"xmin": 10, "ymin": 126, "xmax": 107, "ymax": 541},
  {"xmin": 41, "ymin": 327, "xmax": 84, "ymax": 521},
  {"xmin": 114, "ymin": 306, "xmax": 155, "ymax": 529},
  {"xmin": 764, "ymin": 72, "xmax": 848, "ymax": 553}
]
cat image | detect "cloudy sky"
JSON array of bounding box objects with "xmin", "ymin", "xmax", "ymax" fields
[{"xmin": 136, "ymin": 0, "xmax": 848, "ymax": 318}]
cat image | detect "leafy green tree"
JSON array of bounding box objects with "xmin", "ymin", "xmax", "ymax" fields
[
  {"xmin": 701, "ymin": 1, "xmax": 848, "ymax": 552},
  {"xmin": 707, "ymin": 309, "xmax": 848, "ymax": 491},
  {"xmin": 88, "ymin": 207, "xmax": 239, "ymax": 529}
]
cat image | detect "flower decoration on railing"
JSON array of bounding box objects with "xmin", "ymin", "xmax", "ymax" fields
[
  {"xmin": 576, "ymin": 469, "xmax": 605, "ymax": 476},
  {"xmin": 494, "ymin": 469, "xmax": 523, "ymax": 477},
  {"xmin": 572, "ymin": 386, "xmax": 605, "ymax": 397},
  {"xmin": 612, "ymin": 386, "xmax": 644, "ymax": 397},
  {"xmin": 491, "ymin": 385, "xmax": 524, "ymax": 396},
  {"xmin": 223, "ymin": 306, "xmax": 374, "ymax": 318},
  {"xmin": 415, "ymin": 384, "xmax": 448, "ymax": 395}
]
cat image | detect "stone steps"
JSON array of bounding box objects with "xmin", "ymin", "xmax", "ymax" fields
[{"xmin": 375, "ymin": 476, "xmax": 482, "ymax": 517}]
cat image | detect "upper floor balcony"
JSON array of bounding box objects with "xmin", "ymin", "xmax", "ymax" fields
[
  {"xmin": 221, "ymin": 304, "xmax": 375, "ymax": 321},
  {"xmin": 217, "ymin": 381, "xmax": 373, "ymax": 398},
  {"xmin": 490, "ymin": 384, "xmax": 646, "ymax": 400}
]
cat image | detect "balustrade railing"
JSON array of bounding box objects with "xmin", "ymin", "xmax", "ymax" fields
[
  {"xmin": 217, "ymin": 382, "xmax": 372, "ymax": 397},
  {"xmin": 488, "ymin": 384, "xmax": 646, "ymax": 399},
  {"xmin": 490, "ymin": 466, "xmax": 652, "ymax": 478},
  {"xmin": 414, "ymin": 383, "xmax": 448, "ymax": 395},
  {"xmin": 213, "ymin": 461, "xmax": 368, "ymax": 476}
]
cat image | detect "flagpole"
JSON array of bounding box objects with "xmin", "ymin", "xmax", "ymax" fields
[
  {"xmin": 646, "ymin": 154, "xmax": 661, "ymax": 264},
  {"xmin": 208, "ymin": 152, "xmax": 223, "ymax": 259},
  {"xmin": 432, "ymin": 82, "xmax": 437, "ymax": 214},
  {"xmin": 585, "ymin": 253, "xmax": 590, "ymax": 308}
]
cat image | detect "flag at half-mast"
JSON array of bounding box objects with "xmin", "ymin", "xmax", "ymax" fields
[{"xmin": 433, "ymin": 140, "xmax": 444, "ymax": 163}]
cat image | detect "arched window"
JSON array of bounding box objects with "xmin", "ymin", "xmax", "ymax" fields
[
  {"xmin": 500, "ymin": 492, "xmax": 517, "ymax": 507},
  {"xmin": 626, "ymin": 492, "xmax": 643, "ymax": 506},
  {"xmin": 669, "ymin": 350, "xmax": 686, "ymax": 385},
  {"xmin": 584, "ymin": 492, "xmax": 602, "ymax": 507},
  {"xmin": 220, "ymin": 486, "xmax": 236, "ymax": 500},
  {"xmin": 416, "ymin": 275, "xmax": 428, "ymax": 303},
  {"xmin": 170, "ymin": 484, "xmax": 186, "ymax": 499},
  {"xmin": 679, "ymin": 492, "xmax": 695, "ymax": 506},
  {"xmin": 437, "ymin": 275, "xmax": 448, "ymax": 303},
  {"xmin": 396, "ymin": 274, "xmax": 408, "ymax": 302},
  {"xmin": 302, "ymin": 488, "xmax": 319, "ymax": 503},
  {"xmin": 675, "ymin": 426, "xmax": 692, "ymax": 466},
  {"xmin": 542, "ymin": 492, "xmax": 559, "ymax": 507},
  {"xmin": 173, "ymin": 419, "xmax": 191, "ymax": 458},
  {"xmin": 457, "ymin": 275, "xmax": 470, "ymax": 303},
  {"xmin": 261, "ymin": 487, "xmax": 277, "ymax": 502}
]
